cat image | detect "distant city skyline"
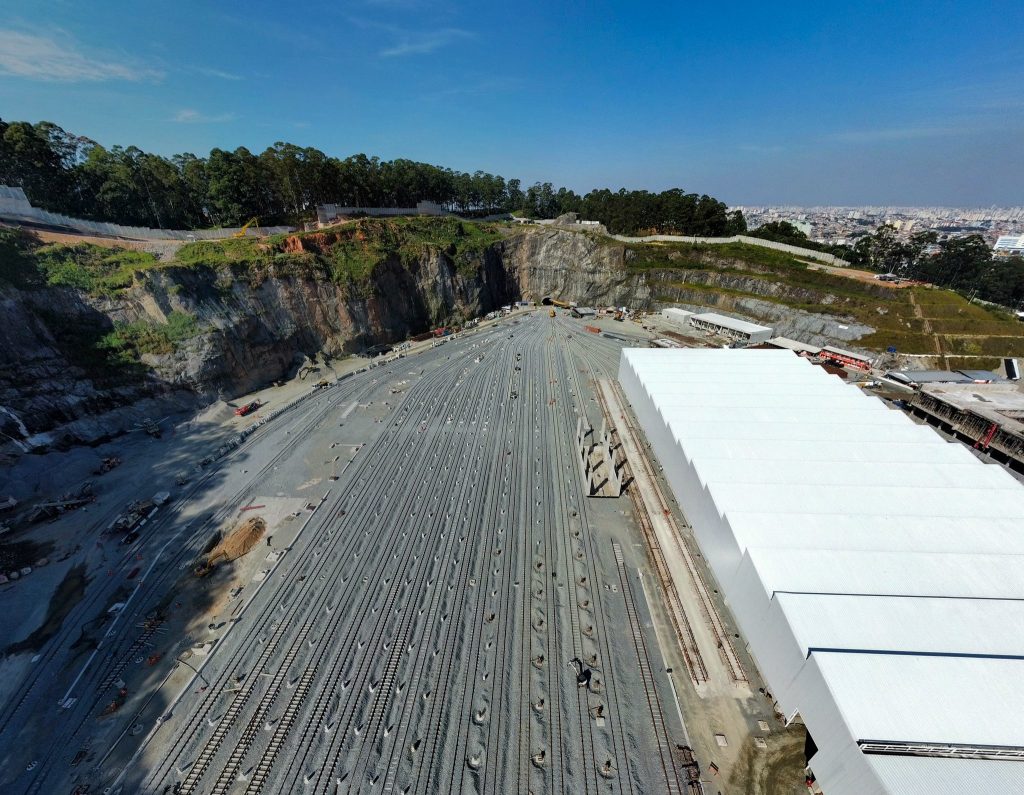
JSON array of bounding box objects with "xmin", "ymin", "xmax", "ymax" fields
[{"xmin": 1, "ymin": 1, "xmax": 1022, "ymax": 205}]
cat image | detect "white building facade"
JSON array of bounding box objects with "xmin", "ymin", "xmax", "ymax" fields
[{"xmin": 618, "ymin": 348, "xmax": 1024, "ymax": 795}]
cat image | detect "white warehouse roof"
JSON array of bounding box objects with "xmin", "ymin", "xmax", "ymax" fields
[
  {"xmin": 618, "ymin": 348, "xmax": 1024, "ymax": 795},
  {"xmin": 689, "ymin": 311, "xmax": 773, "ymax": 336}
]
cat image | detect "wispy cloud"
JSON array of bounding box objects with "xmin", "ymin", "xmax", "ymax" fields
[
  {"xmin": 738, "ymin": 143, "xmax": 787, "ymax": 154},
  {"xmin": 419, "ymin": 76, "xmax": 521, "ymax": 102},
  {"xmin": 0, "ymin": 28, "xmax": 162, "ymax": 82},
  {"xmin": 172, "ymin": 109, "xmax": 236, "ymax": 124},
  {"xmin": 827, "ymin": 125, "xmax": 970, "ymax": 143},
  {"xmin": 379, "ymin": 27, "xmax": 472, "ymax": 57},
  {"xmin": 194, "ymin": 66, "xmax": 242, "ymax": 81}
]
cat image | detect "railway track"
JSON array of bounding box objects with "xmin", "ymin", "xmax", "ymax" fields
[
  {"xmin": 612, "ymin": 543, "xmax": 685, "ymax": 794},
  {"xmin": 4, "ymin": 315, "xmax": 714, "ymax": 795},
  {"xmin": 606, "ymin": 377, "xmax": 747, "ymax": 685},
  {"xmin": 13, "ymin": 377, "xmax": 381, "ymax": 793},
  {"xmin": 137, "ymin": 345, "xmax": 486, "ymax": 791}
]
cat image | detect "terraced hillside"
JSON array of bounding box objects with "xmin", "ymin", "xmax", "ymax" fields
[
  {"xmin": 2, "ymin": 219, "xmax": 1021, "ymax": 450},
  {"xmin": 616, "ymin": 237, "xmax": 1024, "ymax": 363}
]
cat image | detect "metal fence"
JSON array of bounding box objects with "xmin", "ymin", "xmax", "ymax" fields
[
  {"xmin": 0, "ymin": 185, "xmax": 293, "ymax": 241},
  {"xmin": 610, "ymin": 232, "xmax": 849, "ymax": 266}
]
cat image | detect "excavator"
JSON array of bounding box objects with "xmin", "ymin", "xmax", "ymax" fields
[
  {"xmin": 233, "ymin": 217, "xmax": 260, "ymax": 238},
  {"xmin": 194, "ymin": 548, "xmax": 228, "ymax": 578}
]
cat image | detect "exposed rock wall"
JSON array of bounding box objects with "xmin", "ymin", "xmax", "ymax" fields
[
  {"xmin": 0, "ymin": 226, "xmax": 874, "ymax": 450},
  {"xmin": 0, "ymin": 241, "xmax": 519, "ymax": 449}
]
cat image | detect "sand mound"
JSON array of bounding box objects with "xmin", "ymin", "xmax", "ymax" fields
[{"xmin": 207, "ymin": 516, "xmax": 266, "ymax": 563}]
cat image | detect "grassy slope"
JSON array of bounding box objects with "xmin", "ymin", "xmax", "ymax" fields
[
  {"xmin": 617, "ymin": 238, "xmax": 1023, "ymax": 356},
  {"xmin": 0, "ymin": 219, "xmax": 508, "ymax": 376},
  {"xmin": 3, "ymin": 224, "xmax": 1020, "ymax": 361}
]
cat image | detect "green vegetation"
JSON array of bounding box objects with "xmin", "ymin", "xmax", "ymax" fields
[
  {"xmin": 0, "ymin": 228, "xmax": 160, "ymax": 295},
  {"xmin": 626, "ymin": 238, "xmax": 1022, "ymax": 357},
  {"xmin": 623, "ymin": 240, "xmax": 808, "ymax": 272},
  {"xmin": 36, "ymin": 244, "xmax": 159, "ymax": 294},
  {"xmin": 939, "ymin": 335, "xmax": 1024, "ymax": 357},
  {"xmin": 1, "ymin": 117, "xmax": 742, "ymax": 235},
  {"xmin": 945, "ymin": 356, "xmax": 1004, "ymax": 371},
  {"xmin": 99, "ymin": 311, "xmax": 199, "ymax": 361},
  {"xmin": 746, "ymin": 220, "xmax": 855, "ymax": 262},
  {"xmin": 170, "ymin": 217, "xmax": 506, "ymax": 285},
  {"xmin": 0, "ymin": 227, "xmax": 41, "ymax": 287},
  {"xmin": 850, "ymin": 225, "xmax": 1024, "ymax": 309}
]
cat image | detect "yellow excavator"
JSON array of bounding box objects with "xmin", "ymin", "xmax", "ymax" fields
[
  {"xmin": 233, "ymin": 217, "xmax": 260, "ymax": 238},
  {"xmin": 194, "ymin": 549, "xmax": 228, "ymax": 578}
]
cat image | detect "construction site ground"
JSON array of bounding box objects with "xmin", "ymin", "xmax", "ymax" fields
[{"xmin": 0, "ymin": 309, "xmax": 806, "ymax": 794}]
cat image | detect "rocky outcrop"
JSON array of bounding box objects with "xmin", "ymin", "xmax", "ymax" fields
[
  {"xmin": 0, "ymin": 240, "xmax": 519, "ymax": 450},
  {"xmin": 500, "ymin": 229, "xmax": 647, "ymax": 306},
  {"xmin": 0, "ymin": 225, "xmax": 878, "ymax": 451}
]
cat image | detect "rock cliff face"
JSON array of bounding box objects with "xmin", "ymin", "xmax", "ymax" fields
[
  {"xmin": 0, "ymin": 234, "xmax": 519, "ymax": 449},
  {"xmin": 0, "ymin": 226, "xmax": 872, "ymax": 451},
  {"xmin": 500, "ymin": 228, "xmax": 648, "ymax": 306}
]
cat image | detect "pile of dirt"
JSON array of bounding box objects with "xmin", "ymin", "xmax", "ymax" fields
[{"xmin": 205, "ymin": 516, "xmax": 265, "ymax": 564}]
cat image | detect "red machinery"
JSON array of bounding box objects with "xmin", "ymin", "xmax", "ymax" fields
[{"xmin": 234, "ymin": 401, "xmax": 260, "ymax": 417}]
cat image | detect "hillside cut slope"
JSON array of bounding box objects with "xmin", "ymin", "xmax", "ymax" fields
[{"xmin": 1, "ymin": 218, "xmax": 1020, "ymax": 450}]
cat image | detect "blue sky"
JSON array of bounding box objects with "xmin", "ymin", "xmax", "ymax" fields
[{"xmin": 1, "ymin": 0, "xmax": 1022, "ymax": 206}]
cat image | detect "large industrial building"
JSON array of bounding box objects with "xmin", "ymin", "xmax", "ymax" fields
[
  {"xmin": 689, "ymin": 312, "xmax": 774, "ymax": 344},
  {"xmin": 618, "ymin": 348, "xmax": 1024, "ymax": 795}
]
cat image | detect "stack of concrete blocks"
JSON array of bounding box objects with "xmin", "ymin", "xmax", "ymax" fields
[
  {"xmin": 576, "ymin": 416, "xmax": 593, "ymax": 493},
  {"xmin": 597, "ymin": 418, "xmax": 622, "ymax": 498},
  {"xmin": 577, "ymin": 416, "xmax": 622, "ymax": 497}
]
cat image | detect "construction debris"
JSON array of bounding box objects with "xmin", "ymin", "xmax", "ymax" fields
[{"xmin": 93, "ymin": 456, "xmax": 121, "ymax": 475}]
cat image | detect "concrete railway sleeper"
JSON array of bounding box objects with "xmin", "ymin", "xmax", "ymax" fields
[
  {"xmin": 378, "ymin": 346, "xmax": 515, "ymax": 794},
  {"xmin": 20, "ymin": 379, "xmax": 381, "ymax": 794},
  {"xmin": 561, "ymin": 323, "xmax": 656, "ymax": 791},
  {"xmin": 140, "ymin": 342, "xmax": 486, "ymax": 791},
  {"xmin": 256, "ymin": 334, "xmax": 501, "ymax": 793},
  {"xmin": 558, "ymin": 322, "xmax": 663, "ymax": 791},
  {"xmin": 609, "ymin": 378, "xmax": 747, "ymax": 685},
  {"xmin": 613, "ymin": 543, "xmax": 685, "ymax": 794},
  {"xmin": 587, "ymin": 370, "xmax": 710, "ymax": 688},
  {"xmin": 430, "ymin": 336, "xmax": 527, "ymax": 795}
]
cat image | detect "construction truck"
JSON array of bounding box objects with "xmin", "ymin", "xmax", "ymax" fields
[
  {"xmin": 27, "ymin": 481, "xmax": 95, "ymax": 524},
  {"xmin": 549, "ymin": 309, "xmax": 556, "ymax": 317},
  {"xmin": 105, "ymin": 499, "xmax": 156, "ymax": 537}
]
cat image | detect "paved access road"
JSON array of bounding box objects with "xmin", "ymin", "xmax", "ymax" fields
[{"xmin": 10, "ymin": 314, "xmax": 688, "ymax": 794}]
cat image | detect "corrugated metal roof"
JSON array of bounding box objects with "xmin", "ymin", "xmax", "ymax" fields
[
  {"xmin": 816, "ymin": 652, "xmax": 1024, "ymax": 747},
  {"xmin": 889, "ymin": 370, "xmax": 971, "ymax": 384},
  {"xmin": 767, "ymin": 336, "xmax": 822, "ymax": 354},
  {"xmin": 864, "ymin": 755, "xmax": 1024, "ymax": 794},
  {"xmin": 776, "ymin": 593, "xmax": 1024, "ymax": 659}
]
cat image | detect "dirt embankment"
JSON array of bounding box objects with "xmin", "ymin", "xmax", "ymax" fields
[{"xmin": 202, "ymin": 516, "xmax": 265, "ymax": 569}]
